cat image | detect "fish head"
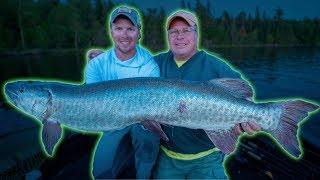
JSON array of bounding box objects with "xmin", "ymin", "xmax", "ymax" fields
[{"xmin": 5, "ymin": 81, "xmax": 53, "ymax": 121}]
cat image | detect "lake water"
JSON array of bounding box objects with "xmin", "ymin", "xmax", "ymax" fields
[{"xmin": 0, "ymin": 47, "xmax": 319, "ymax": 178}]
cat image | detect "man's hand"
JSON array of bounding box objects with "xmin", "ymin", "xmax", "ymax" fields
[
  {"xmin": 87, "ymin": 49, "xmax": 104, "ymax": 60},
  {"xmin": 235, "ymin": 122, "xmax": 261, "ymax": 135}
]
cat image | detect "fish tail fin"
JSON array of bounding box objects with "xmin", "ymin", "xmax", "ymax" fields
[
  {"xmin": 271, "ymin": 100, "xmax": 319, "ymax": 158},
  {"xmin": 42, "ymin": 120, "xmax": 62, "ymax": 157}
]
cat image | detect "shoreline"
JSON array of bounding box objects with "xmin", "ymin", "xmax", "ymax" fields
[
  {"xmin": 208, "ymin": 44, "xmax": 319, "ymax": 48},
  {"xmin": 0, "ymin": 48, "xmax": 83, "ymax": 56},
  {"xmin": 0, "ymin": 44, "xmax": 319, "ymax": 56}
]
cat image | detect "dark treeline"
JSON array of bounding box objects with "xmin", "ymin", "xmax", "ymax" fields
[{"xmin": 0, "ymin": 0, "xmax": 320, "ymax": 53}]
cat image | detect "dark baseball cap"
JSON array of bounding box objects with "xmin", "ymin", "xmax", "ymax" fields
[{"xmin": 110, "ymin": 6, "xmax": 141, "ymax": 28}]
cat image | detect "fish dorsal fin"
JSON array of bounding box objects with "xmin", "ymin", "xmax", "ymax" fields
[{"xmin": 208, "ymin": 78, "xmax": 254, "ymax": 101}]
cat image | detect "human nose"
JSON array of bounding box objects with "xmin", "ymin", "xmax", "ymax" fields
[
  {"xmin": 118, "ymin": 29, "xmax": 129, "ymax": 37},
  {"xmin": 176, "ymin": 32, "xmax": 184, "ymax": 39}
]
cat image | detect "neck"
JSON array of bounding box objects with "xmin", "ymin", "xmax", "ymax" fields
[
  {"xmin": 174, "ymin": 49, "xmax": 198, "ymax": 61},
  {"xmin": 115, "ymin": 48, "xmax": 136, "ymax": 61}
]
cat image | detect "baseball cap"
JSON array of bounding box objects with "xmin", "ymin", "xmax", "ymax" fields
[
  {"xmin": 110, "ymin": 6, "xmax": 141, "ymax": 28},
  {"xmin": 167, "ymin": 10, "xmax": 198, "ymax": 30}
]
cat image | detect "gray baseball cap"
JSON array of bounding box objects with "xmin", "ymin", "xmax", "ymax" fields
[
  {"xmin": 167, "ymin": 10, "xmax": 198, "ymax": 30},
  {"xmin": 110, "ymin": 6, "xmax": 141, "ymax": 29}
]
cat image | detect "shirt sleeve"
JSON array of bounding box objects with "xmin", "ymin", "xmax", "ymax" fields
[
  {"xmin": 148, "ymin": 58, "xmax": 160, "ymax": 77},
  {"xmin": 153, "ymin": 54, "xmax": 162, "ymax": 66},
  {"xmin": 140, "ymin": 56, "xmax": 160, "ymax": 77},
  {"xmin": 217, "ymin": 60, "xmax": 243, "ymax": 79},
  {"xmin": 85, "ymin": 59, "xmax": 102, "ymax": 84}
]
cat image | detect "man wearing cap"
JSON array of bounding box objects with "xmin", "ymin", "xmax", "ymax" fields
[
  {"xmin": 87, "ymin": 9, "xmax": 260, "ymax": 179},
  {"xmin": 151, "ymin": 10, "xmax": 261, "ymax": 178},
  {"xmin": 85, "ymin": 6, "xmax": 160, "ymax": 179}
]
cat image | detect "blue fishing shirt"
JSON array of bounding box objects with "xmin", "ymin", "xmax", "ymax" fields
[{"xmin": 85, "ymin": 46, "xmax": 159, "ymax": 83}]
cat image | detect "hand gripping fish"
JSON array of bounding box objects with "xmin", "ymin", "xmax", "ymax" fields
[{"xmin": 4, "ymin": 77, "xmax": 319, "ymax": 158}]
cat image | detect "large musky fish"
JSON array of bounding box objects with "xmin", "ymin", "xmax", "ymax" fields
[{"xmin": 3, "ymin": 77, "xmax": 319, "ymax": 158}]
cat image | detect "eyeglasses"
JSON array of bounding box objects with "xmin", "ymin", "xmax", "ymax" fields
[{"xmin": 168, "ymin": 26, "xmax": 196, "ymax": 37}]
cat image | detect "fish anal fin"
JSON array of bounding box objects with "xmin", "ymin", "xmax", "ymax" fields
[
  {"xmin": 42, "ymin": 120, "xmax": 62, "ymax": 156},
  {"xmin": 205, "ymin": 126, "xmax": 240, "ymax": 154},
  {"xmin": 141, "ymin": 120, "xmax": 169, "ymax": 141},
  {"xmin": 208, "ymin": 78, "xmax": 253, "ymax": 100}
]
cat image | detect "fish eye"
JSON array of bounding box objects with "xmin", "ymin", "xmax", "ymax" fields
[{"xmin": 19, "ymin": 89, "xmax": 24, "ymax": 93}]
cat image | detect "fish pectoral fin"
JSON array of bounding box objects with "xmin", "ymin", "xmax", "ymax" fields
[
  {"xmin": 208, "ymin": 78, "xmax": 254, "ymax": 100},
  {"xmin": 42, "ymin": 120, "xmax": 62, "ymax": 157},
  {"xmin": 205, "ymin": 126, "xmax": 241, "ymax": 155},
  {"xmin": 141, "ymin": 120, "xmax": 169, "ymax": 141}
]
